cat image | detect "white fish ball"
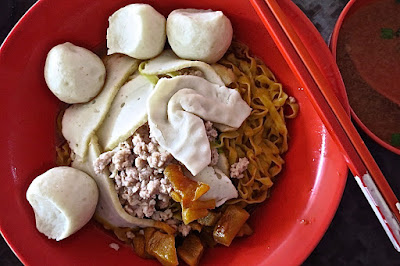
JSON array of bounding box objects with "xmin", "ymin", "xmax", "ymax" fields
[
  {"xmin": 107, "ymin": 4, "xmax": 166, "ymax": 60},
  {"xmin": 26, "ymin": 167, "xmax": 99, "ymax": 241},
  {"xmin": 167, "ymin": 9, "xmax": 233, "ymax": 64},
  {"xmin": 44, "ymin": 42, "xmax": 106, "ymax": 104}
]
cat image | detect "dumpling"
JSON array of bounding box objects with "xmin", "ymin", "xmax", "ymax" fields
[
  {"xmin": 107, "ymin": 4, "xmax": 166, "ymax": 60},
  {"xmin": 44, "ymin": 42, "xmax": 106, "ymax": 104},
  {"xmin": 147, "ymin": 75, "xmax": 251, "ymax": 176},
  {"xmin": 166, "ymin": 9, "xmax": 233, "ymax": 64}
]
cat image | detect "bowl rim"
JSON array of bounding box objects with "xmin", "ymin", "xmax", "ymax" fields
[
  {"xmin": 0, "ymin": 0, "xmax": 349, "ymax": 265},
  {"xmin": 0, "ymin": 0, "xmax": 41, "ymax": 52},
  {"xmin": 330, "ymin": 0, "xmax": 400, "ymax": 155}
]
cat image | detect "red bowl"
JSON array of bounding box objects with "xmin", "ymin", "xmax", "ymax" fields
[
  {"xmin": 330, "ymin": 0, "xmax": 400, "ymax": 155},
  {"xmin": 0, "ymin": 0, "xmax": 349, "ymax": 265}
]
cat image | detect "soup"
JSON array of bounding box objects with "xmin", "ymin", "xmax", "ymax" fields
[{"xmin": 336, "ymin": 0, "xmax": 400, "ymax": 148}]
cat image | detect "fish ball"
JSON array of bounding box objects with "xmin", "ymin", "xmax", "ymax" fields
[
  {"xmin": 167, "ymin": 9, "xmax": 233, "ymax": 64},
  {"xmin": 26, "ymin": 167, "xmax": 99, "ymax": 241},
  {"xmin": 44, "ymin": 42, "xmax": 106, "ymax": 104},
  {"xmin": 107, "ymin": 4, "xmax": 166, "ymax": 60}
]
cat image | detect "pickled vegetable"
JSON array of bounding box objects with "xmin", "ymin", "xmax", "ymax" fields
[
  {"xmin": 182, "ymin": 207, "xmax": 209, "ymax": 224},
  {"xmin": 165, "ymin": 164, "xmax": 215, "ymax": 224},
  {"xmin": 185, "ymin": 199, "xmax": 215, "ymax": 210},
  {"xmin": 236, "ymin": 223, "xmax": 253, "ymax": 237},
  {"xmin": 144, "ymin": 227, "xmax": 156, "ymax": 250},
  {"xmin": 154, "ymin": 221, "xmax": 177, "ymax": 235},
  {"xmin": 199, "ymin": 227, "xmax": 217, "ymax": 248},
  {"xmin": 164, "ymin": 164, "xmax": 209, "ymax": 206},
  {"xmin": 145, "ymin": 229, "xmax": 178, "ymax": 266},
  {"xmin": 213, "ymin": 205, "xmax": 250, "ymax": 246},
  {"xmin": 177, "ymin": 234, "xmax": 205, "ymax": 266},
  {"xmin": 132, "ymin": 234, "xmax": 151, "ymax": 258},
  {"xmin": 189, "ymin": 222, "xmax": 203, "ymax": 232},
  {"xmin": 197, "ymin": 211, "xmax": 221, "ymax": 226}
]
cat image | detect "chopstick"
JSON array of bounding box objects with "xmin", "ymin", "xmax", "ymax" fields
[{"xmin": 249, "ymin": 0, "xmax": 400, "ymax": 251}]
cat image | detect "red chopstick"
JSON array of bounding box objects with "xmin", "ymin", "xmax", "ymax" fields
[{"xmin": 249, "ymin": 0, "xmax": 400, "ymax": 251}]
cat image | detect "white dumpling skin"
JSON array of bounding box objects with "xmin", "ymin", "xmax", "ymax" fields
[
  {"xmin": 26, "ymin": 167, "xmax": 99, "ymax": 241},
  {"xmin": 186, "ymin": 166, "xmax": 238, "ymax": 207},
  {"xmin": 107, "ymin": 4, "xmax": 166, "ymax": 60},
  {"xmin": 44, "ymin": 42, "xmax": 106, "ymax": 104},
  {"xmin": 72, "ymin": 137, "xmax": 156, "ymax": 229},
  {"xmin": 147, "ymin": 75, "xmax": 251, "ymax": 176},
  {"xmin": 167, "ymin": 9, "xmax": 233, "ymax": 64}
]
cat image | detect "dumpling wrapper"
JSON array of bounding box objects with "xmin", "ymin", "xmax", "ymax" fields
[
  {"xmin": 140, "ymin": 49, "xmax": 224, "ymax": 86},
  {"xmin": 147, "ymin": 75, "xmax": 251, "ymax": 176},
  {"xmin": 72, "ymin": 137, "xmax": 155, "ymax": 229},
  {"xmin": 97, "ymin": 73, "xmax": 154, "ymax": 151},
  {"xmin": 62, "ymin": 54, "xmax": 139, "ymax": 160},
  {"xmin": 185, "ymin": 166, "xmax": 238, "ymax": 207}
]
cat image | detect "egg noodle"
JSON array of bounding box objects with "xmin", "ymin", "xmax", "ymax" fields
[
  {"xmin": 216, "ymin": 42, "xmax": 299, "ymax": 204},
  {"xmin": 56, "ymin": 109, "xmax": 72, "ymax": 166}
]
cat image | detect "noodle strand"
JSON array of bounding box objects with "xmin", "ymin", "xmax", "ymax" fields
[{"xmin": 219, "ymin": 42, "xmax": 298, "ymax": 204}]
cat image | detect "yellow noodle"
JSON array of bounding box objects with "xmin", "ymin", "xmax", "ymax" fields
[
  {"xmin": 55, "ymin": 108, "xmax": 72, "ymax": 166},
  {"xmin": 56, "ymin": 142, "xmax": 72, "ymax": 166},
  {"xmin": 218, "ymin": 42, "xmax": 298, "ymax": 204}
]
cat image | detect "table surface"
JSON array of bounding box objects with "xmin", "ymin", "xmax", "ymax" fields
[{"xmin": 1, "ymin": 0, "xmax": 399, "ymax": 265}]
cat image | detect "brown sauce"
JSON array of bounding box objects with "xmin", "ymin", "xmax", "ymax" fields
[{"xmin": 337, "ymin": 0, "xmax": 400, "ymax": 147}]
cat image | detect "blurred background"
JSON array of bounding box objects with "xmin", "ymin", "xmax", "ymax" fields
[{"xmin": 1, "ymin": 0, "xmax": 399, "ymax": 265}]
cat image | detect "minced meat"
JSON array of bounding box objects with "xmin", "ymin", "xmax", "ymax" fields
[
  {"xmin": 230, "ymin": 157, "xmax": 249, "ymax": 179},
  {"xmin": 94, "ymin": 123, "xmax": 215, "ymax": 236},
  {"xmin": 210, "ymin": 148, "xmax": 219, "ymax": 166},
  {"xmin": 94, "ymin": 124, "xmax": 173, "ymax": 220},
  {"xmin": 204, "ymin": 121, "xmax": 218, "ymax": 142}
]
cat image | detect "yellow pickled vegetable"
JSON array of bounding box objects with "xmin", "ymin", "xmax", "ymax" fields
[
  {"xmin": 189, "ymin": 222, "xmax": 203, "ymax": 232},
  {"xmin": 197, "ymin": 211, "xmax": 221, "ymax": 226},
  {"xmin": 164, "ymin": 164, "xmax": 209, "ymax": 206},
  {"xmin": 199, "ymin": 227, "xmax": 217, "ymax": 248},
  {"xmin": 132, "ymin": 234, "xmax": 151, "ymax": 258},
  {"xmin": 165, "ymin": 164, "xmax": 216, "ymax": 224},
  {"xmin": 182, "ymin": 208, "xmax": 209, "ymax": 224},
  {"xmin": 236, "ymin": 223, "xmax": 253, "ymax": 237},
  {"xmin": 145, "ymin": 229, "xmax": 178, "ymax": 266},
  {"xmin": 177, "ymin": 234, "xmax": 205, "ymax": 266},
  {"xmin": 154, "ymin": 221, "xmax": 176, "ymax": 235},
  {"xmin": 213, "ymin": 205, "xmax": 250, "ymax": 246}
]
